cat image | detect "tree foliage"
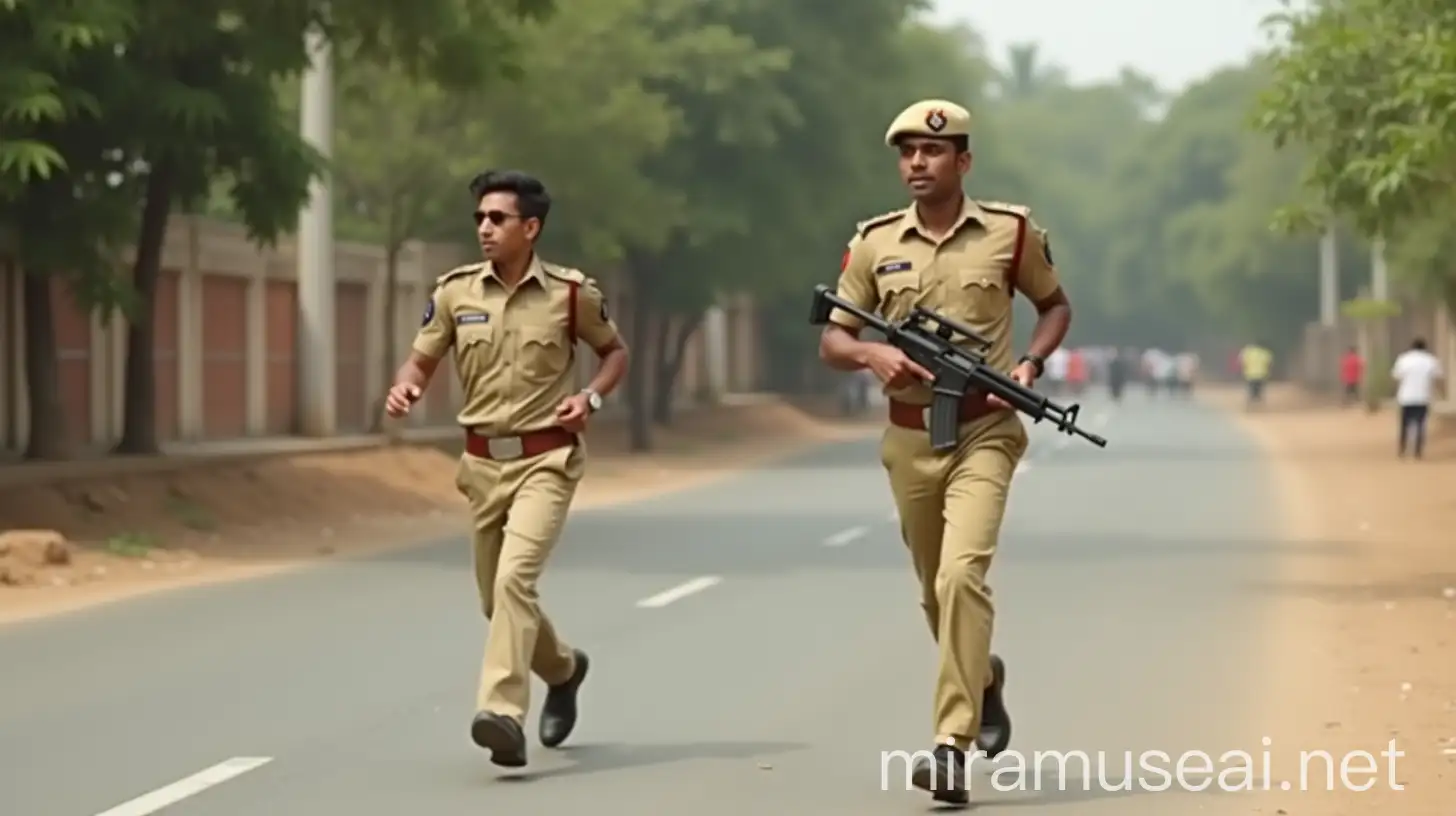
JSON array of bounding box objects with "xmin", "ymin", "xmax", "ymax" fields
[
  {"xmin": 15, "ymin": 0, "xmax": 1445, "ymax": 459},
  {"xmin": 0, "ymin": 0, "xmax": 552, "ymax": 458},
  {"xmin": 1255, "ymin": 0, "xmax": 1456, "ymax": 237},
  {"xmin": 1255, "ymin": 0, "xmax": 1456, "ymax": 312}
]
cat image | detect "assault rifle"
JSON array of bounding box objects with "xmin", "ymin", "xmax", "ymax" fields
[{"xmin": 810, "ymin": 284, "xmax": 1108, "ymax": 452}]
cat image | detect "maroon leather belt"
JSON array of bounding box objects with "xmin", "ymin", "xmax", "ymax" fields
[
  {"xmin": 464, "ymin": 426, "xmax": 576, "ymax": 460},
  {"xmin": 887, "ymin": 394, "xmax": 994, "ymax": 430}
]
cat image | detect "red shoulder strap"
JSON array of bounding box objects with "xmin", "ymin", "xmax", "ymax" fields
[
  {"xmin": 977, "ymin": 204, "xmax": 1027, "ymax": 298},
  {"xmin": 566, "ymin": 279, "xmax": 579, "ymax": 347},
  {"xmin": 1007, "ymin": 217, "xmax": 1026, "ymax": 295}
]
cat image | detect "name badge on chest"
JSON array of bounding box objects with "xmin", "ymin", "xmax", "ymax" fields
[
  {"xmin": 456, "ymin": 313, "xmax": 490, "ymax": 325},
  {"xmin": 875, "ymin": 260, "xmax": 912, "ymax": 275}
]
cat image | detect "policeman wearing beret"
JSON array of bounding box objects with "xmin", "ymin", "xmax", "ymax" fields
[{"xmin": 818, "ymin": 100, "xmax": 1073, "ymax": 803}]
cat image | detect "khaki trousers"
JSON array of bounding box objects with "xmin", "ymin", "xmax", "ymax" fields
[
  {"xmin": 454, "ymin": 443, "xmax": 583, "ymax": 722},
  {"xmin": 880, "ymin": 409, "xmax": 1028, "ymax": 749}
]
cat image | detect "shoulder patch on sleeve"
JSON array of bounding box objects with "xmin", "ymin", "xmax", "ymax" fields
[
  {"xmin": 434, "ymin": 262, "xmax": 485, "ymax": 288},
  {"xmin": 541, "ymin": 262, "xmax": 587, "ymax": 284},
  {"xmin": 855, "ymin": 208, "xmax": 907, "ymax": 238}
]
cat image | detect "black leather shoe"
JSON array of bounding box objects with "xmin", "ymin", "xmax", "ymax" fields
[
  {"xmin": 910, "ymin": 744, "xmax": 970, "ymax": 804},
  {"xmin": 975, "ymin": 654, "xmax": 1011, "ymax": 758},
  {"xmin": 471, "ymin": 711, "xmax": 527, "ymax": 767},
  {"xmin": 539, "ymin": 649, "xmax": 589, "ymax": 748}
]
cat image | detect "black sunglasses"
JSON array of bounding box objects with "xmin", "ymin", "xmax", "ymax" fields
[{"xmin": 474, "ymin": 209, "xmax": 526, "ymax": 226}]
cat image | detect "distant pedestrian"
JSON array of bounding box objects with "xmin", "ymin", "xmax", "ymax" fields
[
  {"xmin": 1239, "ymin": 342, "xmax": 1272, "ymax": 409},
  {"xmin": 1339, "ymin": 346, "xmax": 1363, "ymax": 406},
  {"xmin": 1390, "ymin": 338, "xmax": 1443, "ymax": 459}
]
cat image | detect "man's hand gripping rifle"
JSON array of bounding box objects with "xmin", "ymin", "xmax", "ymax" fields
[{"xmin": 810, "ymin": 284, "xmax": 1108, "ymax": 453}]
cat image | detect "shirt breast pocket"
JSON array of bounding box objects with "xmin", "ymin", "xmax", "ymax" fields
[
  {"xmin": 875, "ymin": 269, "xmax": 922, "ymax": 320},
  {"xmin": 454, "ymin": 323, "xmax": 498, "ymax": 378},
  {"xmin": 958, "ymin": 266, "xmax": 1011, "ymax": 322},
  {"xmin": 517, "ymin": 325, "xmax": 571, "ymax": 383}
]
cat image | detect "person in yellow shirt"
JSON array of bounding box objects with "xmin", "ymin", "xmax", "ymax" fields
[{"xmin": 1239, "ymin": 342, "xmax": 1273, "ymax": 408}]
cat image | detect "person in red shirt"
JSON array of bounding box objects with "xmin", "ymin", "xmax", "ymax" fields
[
  {"xmin": 1066, "ymin": 348, "xmax": 1087, "ymax": 395},
  {"xmin": 1340, "ymin": 346, "xmax": 1363, "ymax": 406}
]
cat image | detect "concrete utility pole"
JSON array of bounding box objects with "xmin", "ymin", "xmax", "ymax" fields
[
  {"xmin": 703, "ymin": 306, "xmax": 728, "ymax": 400},
  {"xmin": 296, "ymin": 25, "xmax": 336, "ymax": 437},
  {"xmin": 1319, "ymin": 225, "xmax": 1338, "ymax": 326},
  {"xmin": 1370, "ymin": 235, "xmax": 1389, "ymax": 302}
]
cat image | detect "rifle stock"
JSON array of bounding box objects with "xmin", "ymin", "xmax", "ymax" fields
[{"xmin": 810, "ymin": 284, "xmax": 1109, "ymax": 450}]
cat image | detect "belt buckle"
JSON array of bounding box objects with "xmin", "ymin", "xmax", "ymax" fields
[{"xmin": 486, "ymin": 435, "xmax": 524, "ymax": 460}]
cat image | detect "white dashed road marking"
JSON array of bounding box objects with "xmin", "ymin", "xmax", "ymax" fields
[
  {"xmin": 636, "ymin": 576, "xmax": 722, "ymax": 608},
  {"xmin": 95, "ymin": 757, "xmax": 272, "ymax": 816},
  {"xmin": 823, "ymin": 526, "xmax": 868, "ymax": 547}
]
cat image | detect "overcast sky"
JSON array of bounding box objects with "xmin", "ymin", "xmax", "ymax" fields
[{"xmin": 927, "ymin": 0, "xmax": 1299, "ymax": 91}]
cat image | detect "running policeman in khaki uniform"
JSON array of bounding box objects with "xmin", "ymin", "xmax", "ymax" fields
[
  {"xmin": 817, "ymin": 100, "xmax": 1072, "ymax": 804},
  {"xmin": 384, "ymin": 169, "xmax": 630, "ymax": 768}
]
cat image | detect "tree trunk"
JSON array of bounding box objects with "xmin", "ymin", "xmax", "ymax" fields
[
  {"xmin": 20, "ymin": 271, "xmax": 69, "ymax": 460},
  {"xmin": 649, "ymin": 312, "xmax": 672, "ymax": 425},
  {"xmin": 370, "ymin": 243, "xmax": 402, "ymax": 434},
  {"xmin": 652, "ymin": 311, "xmax": 703, "ymax": 426},
  {"xmin": 623, "ymin": 261, "xmax": 653, "ymax": 452},
  {"xmin": 115, "ymin": 159, "xmax": 177, "ymax": 455}
]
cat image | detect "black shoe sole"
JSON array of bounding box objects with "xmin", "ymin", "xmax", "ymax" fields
[
  {"xmin": 471, "ymin": 717, "xmax": 527, "ymax": 768},
  {"xmin": 976, "ymin": 655, "xmax": 1010, "ymax": 758},
  {"xmin": 911, "ymin": 762, "xmax": 970, "ymax": 804}
]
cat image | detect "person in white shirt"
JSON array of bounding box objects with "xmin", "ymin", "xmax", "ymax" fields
[
  {"xmin": 1390, "ymin": 337, "xmax": 1444, "ymax": 458},
  {"xmin": 1145, "ymin": 349, "xmax": 1175, "ymax": 396},
  {"xmin": 1043, "ymin": 347, "xmax": 1069, "ymax": 395}
]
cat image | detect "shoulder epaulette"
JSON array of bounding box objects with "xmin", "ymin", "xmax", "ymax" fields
[
  {"xmin": 975, "ymin": 200, "xmax": 1031, "ymax": 221},
  {"xmin": 434, "ymin": 262, "xmax": 485, "ymax": 287},
  {"xmin": 855, "ymin": 208, "xmax": 907, "ymax": 238},
  {"xmin": 541, "ymin": 262, "xmax": 586, "ymax": 284}
]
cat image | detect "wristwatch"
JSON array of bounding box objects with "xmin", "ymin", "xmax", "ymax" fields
[
  {"xmin": 580, "ymin": 388, "xmax": 603, "ymax": 412},
  {"xmin": 1018, "ymin": 354, "xmax": 1045, "ymax": 378}
]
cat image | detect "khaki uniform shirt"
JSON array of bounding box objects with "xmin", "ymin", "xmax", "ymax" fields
[
  {"xmin": 828, "ymin": 196, "xmax": 1061, "ymax": 405},
  {"xmin": 412, "ymin": 254, "xmax": 621, "ymax": 435}
]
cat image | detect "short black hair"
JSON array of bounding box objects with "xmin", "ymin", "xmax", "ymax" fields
[
  {"xmin": 468, "ymin": 169, "xmax": 551, "ymax": 226},
  {"xmin": 1412, "ymin": 337, "xmax": 1427, "ymax": 350}
]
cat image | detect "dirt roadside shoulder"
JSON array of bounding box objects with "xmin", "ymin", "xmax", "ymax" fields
[
  {"xmin": 1206, "ymin": 386, "xmax": 1454, "ymax": 813},
  {"xmin": 0, "ymin": 400, "xmax": 879, "ymax": 626}
]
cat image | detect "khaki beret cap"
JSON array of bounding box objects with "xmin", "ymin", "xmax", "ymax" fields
[{"xmin": 884, "ymin": 99, "xmax": 972, "ymax": 147}]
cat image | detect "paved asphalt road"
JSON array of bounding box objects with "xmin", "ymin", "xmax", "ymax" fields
[{"xmin": 2, "ymin": 389, "xmax": 1283, "ymax": 815}]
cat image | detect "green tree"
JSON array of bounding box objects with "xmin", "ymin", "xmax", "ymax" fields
[
  {"xmin": 321, "ymin": 53, "xmax": 486, "ymax": 431},
  {"xmin": 92, "ymin": 0, "xmax": 553, "ymax": 455},
  {"xmin": 1255, "ymin": 0, "xmax": 1456, "ymax": 238},
  {"xmin": 467, "ymin": 0, "xmax": 800, "ymax": 449},
  {"xmin": 1256, "ymin": 0, "xmax": 1456, "ymax": 315},
  {"xmin": 641, "ymin": 0, "xmax": 934, "ymax": 423},
  {"xmin": 1101, "ymin": 63, "xmax": 1370, "ymax": 355},
  {"xmin": 0, "ymin": 0, "xmax": 138, "ymax": 459}
]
